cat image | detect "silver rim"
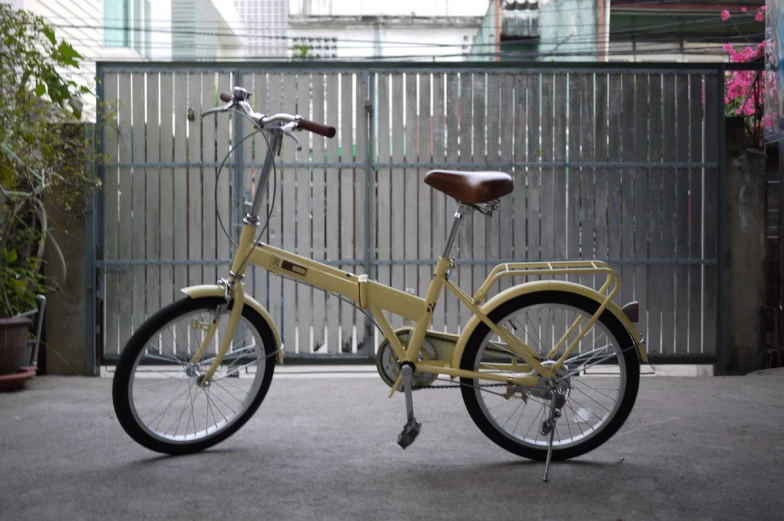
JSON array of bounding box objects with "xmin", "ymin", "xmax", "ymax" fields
[
  {"xmin": 471, "ymin": 303, "xmax": 627, "ymax": 451},
  {"xmin": 127, "ymin": 306, "xmax": 266, "ymax": 445}
]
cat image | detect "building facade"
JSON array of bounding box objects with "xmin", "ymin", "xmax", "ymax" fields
[
  {"xmin": 470, "ymin": 0, "xmax": 764, "ymax": 63},
  {"xmin": 288, "ymin": 0, "xmax": 484, "ymax": 60},
  {"xmin": 233, "ymin": 0, "xmax": 289, "ymax": 59}
]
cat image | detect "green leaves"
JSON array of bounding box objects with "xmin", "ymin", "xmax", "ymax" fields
[
  {"xmin": 55, "ymin": 40, "xmax": 82, "ymax": 67},
  {"xmin": 42, "ymin": 26, "xmax": 56, "ymax": 45},
  {"xmin": 4, "ymin": 249, "xmax": 18, "ymax": 265},
  {"xmin": 0, "ymin": 4, "xmax": 100, "ymax": 317},
  {"xmin": 0, "ymin": 152, "xmax": 16, "ymax": 189}
]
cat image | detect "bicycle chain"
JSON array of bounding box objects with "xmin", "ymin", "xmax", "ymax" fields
[{"xmin": 421, "ymin": 378, "xmax": 507, "ymax": 391}]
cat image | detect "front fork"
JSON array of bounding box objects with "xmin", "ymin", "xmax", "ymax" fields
[
  {"xmin": 190, "ymin": 226, "xmax": 256, "ymax": 385},
  {"xmin": 190, "ymin": 279, "xmax": 245, "ymax": 385}
]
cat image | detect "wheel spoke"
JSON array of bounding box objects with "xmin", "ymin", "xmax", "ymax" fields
[
  {"xmin": 211, "ymin": 357, "xmax": 260, "ymax": 381},
  {"xmin": 564, "ymin": 400, "xmax": 586, "ymax": 436},
  {"xmin": 501, "ymin": 398, "xmax": 526, "ymax": 429},
  {"xmin": 145, "ymin": 379, "xmax": 187, "ymax": 431},
  {"xmin": 213, "ymin": 374, "xmax": 252, "ymax": 398},
  {"xmin": 572, "ymin": 378, "xmax": 619, "ymax": 403},
  {"xmin": 142, "ymin": 351, "xmax": 187, "ymax": 367},
  {"xmin": 170, "ymin": 380, "xmax": 194, "ymax": 436},
  {"xmin": 207, "ymin": 382, "xmax": 239, "ymax": 414},
  {"xmin": 565, "ymin": 394, "xmax": 606, "ymax": 423},
  {"xmin": 571, "ymin": 385, "xmax": 613, "ymax": 413},
  {"xmin": 205, "ymin": 387, "xmax": 229, "ymax": 423}
]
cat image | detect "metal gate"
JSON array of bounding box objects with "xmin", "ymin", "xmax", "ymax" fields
[{"xmin": 89, "ymin": 61, "xmax": 724, "ymax": 363}]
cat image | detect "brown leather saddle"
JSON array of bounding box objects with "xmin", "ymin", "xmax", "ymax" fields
[{"xmin": 423, "ymin": 170, "xmax": 514, "ymax": 204}]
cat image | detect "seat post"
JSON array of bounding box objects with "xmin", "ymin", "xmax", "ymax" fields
[{"xmin": 442, "ymin": 202, "xmax": 471, "ymax": 261}]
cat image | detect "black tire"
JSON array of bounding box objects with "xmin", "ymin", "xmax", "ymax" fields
[
  {"xmin": 112, "ymin": 297, "xmax": 277, "ymax": 455},
  {"xmin": 459, "ymin": 291, "xmax": 640, "ymax": 461}
]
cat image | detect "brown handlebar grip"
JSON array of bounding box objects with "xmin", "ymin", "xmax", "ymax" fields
[
  {"xmin": 298, "ymin": 118, "xmax": 336, "ymax": 138},
  {"xmin": 219, "ymin": 91, "xmax": 233, "ymax": 103}
]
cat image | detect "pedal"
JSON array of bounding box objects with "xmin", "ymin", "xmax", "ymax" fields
[{"xmin": 397, "ymin": 419, "xmax": 421, "ymax": 449}]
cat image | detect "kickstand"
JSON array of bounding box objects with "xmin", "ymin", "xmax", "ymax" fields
[
  {"xmin": 397, "ymin": 364, "xmax": 421, "ymax": 449},
  {"xmin": 542, "ymin": 389, "xmax": 564, "ymax": 482}
]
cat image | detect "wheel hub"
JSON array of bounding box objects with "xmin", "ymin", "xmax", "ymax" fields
[{"xmin": 517, "ymin": 360, "xmax": 571, "ymax": 400}]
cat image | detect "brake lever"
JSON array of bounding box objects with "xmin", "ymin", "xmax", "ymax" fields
[{"xmin": 281, "ymin": 122, "xmax": 302, "ymax": 151}]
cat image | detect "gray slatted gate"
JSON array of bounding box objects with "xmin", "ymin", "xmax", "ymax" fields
[{"xmin": 93, "ymin": 62, "xmax": 723, "ymax": 363}]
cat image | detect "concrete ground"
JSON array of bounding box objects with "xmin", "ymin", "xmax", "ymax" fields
[{"xmin": 1, "ymin": 369, "xmax": 783, "ymax": 521}]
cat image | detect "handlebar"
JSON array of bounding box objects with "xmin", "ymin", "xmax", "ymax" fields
[
  {"xmin": 205, "ymin": 88, "xmax": 336, "ymax": 139},
  {"xmin": 298, "ymin": 118, "xmax": 336, "ymax": 138}
]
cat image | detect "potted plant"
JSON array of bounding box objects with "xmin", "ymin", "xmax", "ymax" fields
[{"xmin": 0, "ymin": 5, "xmax": 101, "ymax": 387}]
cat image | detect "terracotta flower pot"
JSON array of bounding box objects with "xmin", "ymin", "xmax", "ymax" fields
[{"xmin": 0, "ymin": 316, "xmax": 32, "ymax": 375}]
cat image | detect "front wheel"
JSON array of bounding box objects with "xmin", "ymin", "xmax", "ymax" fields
[
  {"xmin": 459, "ymin": 291, "xmax": 640, "ymax": 461},
  {"xmin": 112, "ymin": 297, "xmax": 277, "ymax": 455}
]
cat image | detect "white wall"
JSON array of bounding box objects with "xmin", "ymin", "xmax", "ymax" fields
[
  {"xmin": 149, "ymin": 0, "xmax": 173, "ymax": 61},
  {"xmin": 291, "ymin": 0, "xmax": 487, "ymax": 17},
  {"xmin": 289, "ymin": 22, "xmax": 478, "ymax": 60}
]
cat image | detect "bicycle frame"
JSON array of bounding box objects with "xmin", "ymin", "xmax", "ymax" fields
[{"xmin": 187, "ymin": 127, "xmax": 646, "ymax": 390}]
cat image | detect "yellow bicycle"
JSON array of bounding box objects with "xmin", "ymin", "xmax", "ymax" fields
[{"xmin": 112, "ymin": 86, "xmax": 648, "ymax": 480}]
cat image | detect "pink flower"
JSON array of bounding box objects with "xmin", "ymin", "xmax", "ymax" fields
[
  {"xmin": 742, "ymin": 7, "xmax": 747, "ymax": 12},
  {"xmin": 762, "ymin": 6, "xmax": 767, "ymax": 11},
  {"xmin": 722, "ymin": 9, "xmax": 731, "ymax": 21},
  {"xmin": 723, "ymin": 42, "xmax": 734, "ymax": 52},
  {"xmin": 756, "ymin": 11, "xmax": 764, "ymax": 22}
]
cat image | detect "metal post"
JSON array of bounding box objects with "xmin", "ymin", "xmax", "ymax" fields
[
  {"xmin": 232, "ymin": 68, "xmax": 245, "ymax": 246},
  {"xmin": 88, "ymin": 69, "xmax": 106, "ymax": 375},
  {"xmin": 362, "ymin": 70, "xmax": 375, "ymax": 356},
  {"xmin": 716, "ymin": 63, "xmax": 726, "ymax": 366},
  {"xmin": 442, "ymin": 204, "xmax": 468, "ymax": 261},
  {"xmin": 231, "ymin": 69, "xmax": 248, "ymax": 347},
  {"xmin": 84, "ymin": 123, "xmax": 97, "ymax": 375}
]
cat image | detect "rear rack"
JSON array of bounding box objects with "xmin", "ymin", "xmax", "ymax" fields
[{"xmin": 472, "ymin": 260, "xmax": 620, "ymax": 304}]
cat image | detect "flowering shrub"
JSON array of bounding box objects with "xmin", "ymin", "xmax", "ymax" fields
[{"xmin": 721, "ymin": 6, "xmax": 769, "ymax": 147}]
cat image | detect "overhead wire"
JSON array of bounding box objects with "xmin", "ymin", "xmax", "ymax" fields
[
  {"xmin": 36, "ymin": 6, "xmax": 766, "ymax": 64},
  {"xmin": 49, "ymin": 21, "xmax": 763, "ymax": 55},
  {"xmin": 45, "ymin": 11, "xmax": 765, "ymax": 47}
]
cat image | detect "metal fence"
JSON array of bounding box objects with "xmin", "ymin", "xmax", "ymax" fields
[{"xmin": 91, "ymin": 61, "xmax": 723, "ymax": 363}]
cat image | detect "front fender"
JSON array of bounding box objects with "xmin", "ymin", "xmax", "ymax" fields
[
  {"xmin": 450, "ymin": 281, "xmax": 648, "ymax": 369},
  {"xmin": 181, "ymin": 285, "xmax": 283, "ymax": 364}
]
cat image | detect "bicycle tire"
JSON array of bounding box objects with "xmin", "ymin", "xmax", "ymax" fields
[
  {"xmin": 112, "ymin": 296, "xmax": 277, "ymax": 455},
  {"xmin": 459, "ymin": 290, "xmax": 640, "ymax": 461}
]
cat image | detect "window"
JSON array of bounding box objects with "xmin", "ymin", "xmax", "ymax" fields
[
  {"xmin": 104, "ymin": 0, "xmax": 130, "ymax": 47},
  {"xmin": 104, "ymin": 0, "xmax": 151, "ymax": 58}
]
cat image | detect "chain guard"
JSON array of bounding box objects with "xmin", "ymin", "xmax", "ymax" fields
[{"xmin": 376, "ymin": 332, "xmax": 438, "ymax": 391}]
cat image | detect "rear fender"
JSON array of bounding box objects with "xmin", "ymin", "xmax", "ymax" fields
[{"xmin": 450, "ymin": 281, "xmax": 648, "ymax": 370}]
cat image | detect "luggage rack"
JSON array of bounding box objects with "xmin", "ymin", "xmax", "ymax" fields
[{"xmin": 472, "ymin": 260, "xmax": 620, "ymax": 304}]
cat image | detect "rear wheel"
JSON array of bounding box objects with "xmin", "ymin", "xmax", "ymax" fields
[
  {"xmin": 459, "ymin": 291, "xmax": 640, "ymax": 461},
  {"xmin": 112, "ymin": 297, "xmax": 277, "ymax": 455}
]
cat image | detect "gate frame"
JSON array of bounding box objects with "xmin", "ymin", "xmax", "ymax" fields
[{"xmin": 89, "ymin": 60, "xmax": 732, "ymax": 366}]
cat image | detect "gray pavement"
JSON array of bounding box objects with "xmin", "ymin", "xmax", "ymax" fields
[{"xmin": 1, "ymin": 371, "xmax": 783, "ymax": 521}]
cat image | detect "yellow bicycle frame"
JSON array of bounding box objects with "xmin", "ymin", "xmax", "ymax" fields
[
  {"xmin": 182, "ymin": 125, "xmax": 646, "ymax": 391},
  {"xmin": 186, "ymin": 215, "xmax": 646, "ymax": 390}
]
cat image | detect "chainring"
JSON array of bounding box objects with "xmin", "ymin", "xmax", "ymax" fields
[{"xmin": 376, "ymin": 332, "xmax": 438, "ymax": 391}]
